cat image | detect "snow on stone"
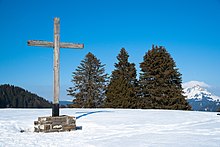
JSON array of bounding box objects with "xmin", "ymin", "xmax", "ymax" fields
[{"xmin": 1, "ymin": 108, "xmax": 220, "ymax": 147}]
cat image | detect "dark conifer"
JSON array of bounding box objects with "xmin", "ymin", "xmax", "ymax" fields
[
  {"xmin": 139, "ymin": 45, "xmax": 191, "ymax": 110},
  {"xmin": 104, "ymin": 48, "xmax": 138, "ymax": 108},
  {"xmin": 67, "ymin": 52, "xmax": 108, "ymax": 108}
]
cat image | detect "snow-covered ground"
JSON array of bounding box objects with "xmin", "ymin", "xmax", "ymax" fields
[{"xmin": 0, "ymin": 109, "xmax": 220, "ymax": 147}]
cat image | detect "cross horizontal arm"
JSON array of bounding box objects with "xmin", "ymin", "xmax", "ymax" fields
[
  {"xmin": 27, "ymin": 40, "xmax": 84, "ymax": 49},
  {"xmin": 28, "ymin": 40, "xmax": 53, "ymax": 47}
]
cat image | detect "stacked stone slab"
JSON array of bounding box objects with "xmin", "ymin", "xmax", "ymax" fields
[{"xmin": 34, "ymin": 115, "xmax": 76, "ymax": 133}]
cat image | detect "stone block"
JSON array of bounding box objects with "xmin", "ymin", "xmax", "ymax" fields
[{"xmin": 34, "ymin": 115, "xmax": 76, "ymax": 133}]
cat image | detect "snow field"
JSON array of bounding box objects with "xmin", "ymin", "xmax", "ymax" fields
[{"xmin": 0, "ymin": 109, "xmax": 220, "ymax": 147}]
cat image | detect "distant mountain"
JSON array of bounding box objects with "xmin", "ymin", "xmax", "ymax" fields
[
  {"xmin": 59, "ymin": 100, "xmax": 73, "ymax": 107},
  {"xmin": 0, "ymin": 84, "xmax": 52, "ymax": 108},
  {"xmin": 183, "ymin": 81, "xmax": 220, "ymax": 112}
]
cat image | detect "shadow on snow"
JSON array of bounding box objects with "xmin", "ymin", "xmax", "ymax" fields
[{"xmin": 76, "ymin": 110, "xmax": 113, "ymax": 120}]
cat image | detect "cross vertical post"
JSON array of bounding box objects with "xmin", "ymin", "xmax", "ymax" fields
[{"xmin": 53, "ymin": 18, "xmax": 60, "ymax": 116}]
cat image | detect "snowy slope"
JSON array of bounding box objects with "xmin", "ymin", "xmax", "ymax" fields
[{"xmin": 1, "ymin": 108, "xmax": 220, "ymax": 147}]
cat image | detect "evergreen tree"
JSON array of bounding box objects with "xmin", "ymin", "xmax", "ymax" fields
[
  {"xmin": 139, "ymin": 45, "xmax": 191, "ymax": 110},
  {"xmin": 67, "ymin": 52, "xmax": 108, "ymax": 108},
  {"xmin": 104, "ymin": 48, "xmax": 138, "ymax": 108}
]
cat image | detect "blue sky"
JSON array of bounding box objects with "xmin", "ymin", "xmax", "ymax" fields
[{"xmin": 0, "ymin": 0, "xmax": 220, "ymax": 101}]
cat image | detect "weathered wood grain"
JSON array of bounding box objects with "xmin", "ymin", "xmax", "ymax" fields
[{"xmin": 27, "ymin": 40, "xmax": 84, "ymax": 49}]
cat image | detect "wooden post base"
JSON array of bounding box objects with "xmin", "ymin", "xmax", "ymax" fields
[{"xmin": 52, "ymin": 104, "xmax": 59, "ymax": 117}]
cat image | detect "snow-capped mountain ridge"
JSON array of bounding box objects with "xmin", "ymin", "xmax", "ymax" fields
[
  {"xmin": 183, "ymin": 84, "xmax": 219, "ymax": 101},
  {"xmin": 183, "ymin": 81, "xmax": 220, "ymax": 111},
  {"xmin": 183, "ymin": 81, "xmax": 220, "ymax": 102}
]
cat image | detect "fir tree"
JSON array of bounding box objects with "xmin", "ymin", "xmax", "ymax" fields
[
  {"xmin": 139, "ymin": 45, "xmax": 191, "ymax": 110},
  {"xmin": 104, "ymin": 48, "xmax": 138, "ymax": 108},
  {"xmin": 67, "ymin": 52, "xmax": 108, "ymax": 108}
]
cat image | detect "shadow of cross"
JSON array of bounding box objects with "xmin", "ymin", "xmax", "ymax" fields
[
  {"xmin": 76, "ymin": 110, "xmax": 113, "ymax": 120},
  {"xmin": 27, "ymin": 18, "xmax": 84, "ymax": 117}
]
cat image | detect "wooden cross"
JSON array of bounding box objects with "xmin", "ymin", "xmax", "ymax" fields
[{"xmin": 27, "ymin": 18, "xmax": 84, "ymax": 116}]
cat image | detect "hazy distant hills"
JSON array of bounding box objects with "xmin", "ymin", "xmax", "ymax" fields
[
  {"xmin": 0, "ymin": 84, "xmax": 52, "ymax": 108},
  {"xmin": 59, "ymin": 100, "xmax": 73, "ymax": 107},
  {"xmin": 183, "ymin": 81, "xmax": 220, "ymax": 112}
]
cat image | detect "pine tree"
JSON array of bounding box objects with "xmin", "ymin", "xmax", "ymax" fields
[
  {"xmin": 139, "ymin": 45, "xmax": 191, "ymax": 110},
  {"xmin": 67, "ymin": 52, "xmax": 108, "ymax": 108},
  {"xmin": 104, "ymin": 48, "xmax": 138, "ymax": 108}
]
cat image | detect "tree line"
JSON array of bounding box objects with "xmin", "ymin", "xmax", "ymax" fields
[
  {"xmin": 67, "ymin": 45, "xmax": 191, "ymax": 110},
  {"xmin": 0, "ymin": 84, "xmax": 52, "ymax": 108}
]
